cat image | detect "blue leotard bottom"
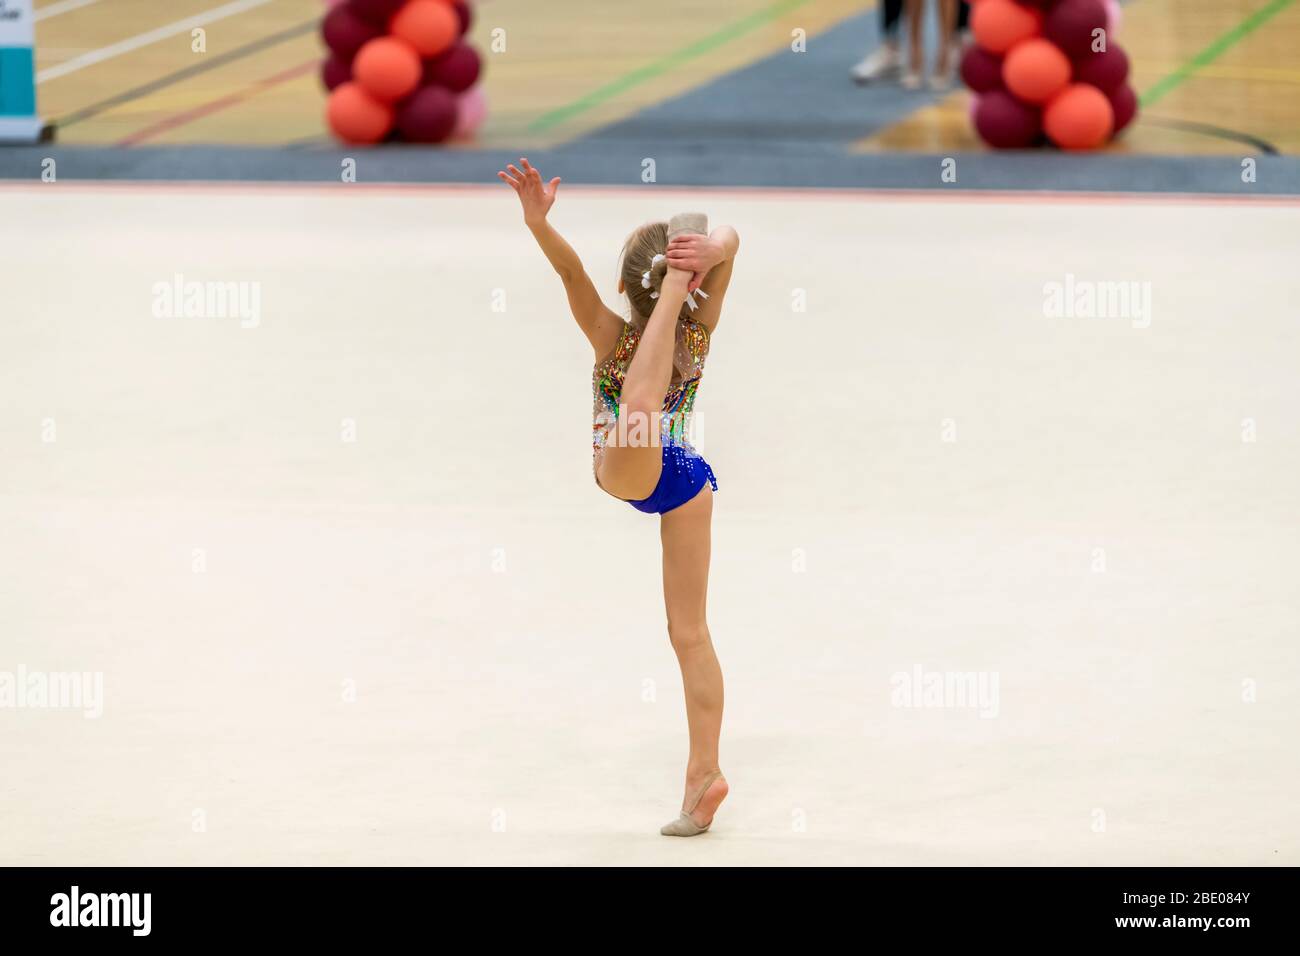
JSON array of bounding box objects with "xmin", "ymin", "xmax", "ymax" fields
[{"xmin": 628, "ymin": 442, "xmax": 718, "ymax": 515}]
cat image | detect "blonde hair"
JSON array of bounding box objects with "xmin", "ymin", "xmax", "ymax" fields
[{"xmin": 619, "ymin": 222, "xmax": 693, "ymax": 327}]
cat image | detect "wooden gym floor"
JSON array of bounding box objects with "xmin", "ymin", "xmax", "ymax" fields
[{"xmin": 28, "ymin": 0, "xmax": 1300, "ymax": 153}]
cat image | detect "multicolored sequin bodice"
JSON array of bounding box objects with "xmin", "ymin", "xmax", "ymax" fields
[{"xmin": 592, "ymin": 319, "xmax": 710, "ymax": 464}]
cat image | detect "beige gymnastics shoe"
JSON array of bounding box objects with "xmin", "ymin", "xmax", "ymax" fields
[
  {"xmin": 660, "ymin": 770, "xmax": 726, "ymax": 837},
  {"xmin": 668, "ymin": 212, "xmax": 708, "ymax": 241}
]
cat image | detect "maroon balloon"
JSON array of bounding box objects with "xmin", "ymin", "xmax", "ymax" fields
[
  {"xmin": 1045, "ymin": 0, "xmax": 1109, "ymax": 58},
  {"xmin": 1073, "ymin": 43, "xmax": 1128, "ymax": 92},
  {"xmin": 452, "ymin": 0, "xmax": 473, "ymax": 36},
  {"xmin": 321, "ymin": 5, "xmax": 380, "ymax": 61},
  {"xmin": 321, "ymin": 54, "xmax": 352, "ymax": 91},
  {"xmin": 960, "ymin": 43, "xmax": 1004, "ymax": 94},
  {"xmin": 397, "ymin": 85, "xmax": 458, "ymax": 143},
  {"xmin": 974, "ymin": 89, "xmax": 1043, "ymax": 148},
  {"xmin": 422, "ymin": 42, "xmax": 481, "ymax": 93},
  {"xmin": 1107, "ymin": 83, "xmax": 1138, "ymax": 134},
  {"xmin": 349, "ymin": 0, "xmax": 406, "ymax": 26}
]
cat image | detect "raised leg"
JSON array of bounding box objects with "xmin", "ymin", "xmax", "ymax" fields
[{"xmin": 598, "ymin": 239, "xmax": 694, "ymax": 501}]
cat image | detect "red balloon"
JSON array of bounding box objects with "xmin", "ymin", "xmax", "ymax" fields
[
  {"xmin": 1002, "ymin": 37, "xmax": 1071, "ymax": 104},
  {"xmin": 1044, "ymin": 82, "xmax": 1114, "ymax": 149},
  {"xmin": 327, "ymin": 81, "xmax": 394, "ymax": 144},
  {"xmin": 1108, "ymin": 82, "xmax": 1138, "ymax": 133},
  {"xmin": 397, "ymin": 85, "xmax": 459, "ymax": 143},
  {"xmin": 1045, "ymin": 0, "xmax": 1109, "ymax": 58},
  {"xmin": 390, "ymin": 0, "xmax": 459, "ymax": 58},
  {"xmin": 354, "ymin": 36, "xmax": 422, "ymax": 102},
  {"xmin": 974, "ymin": 89, "xmax": 1043, "ymax": 148},
  {"xmin": 321, "ymin": 54, "xmax": 351, "ymax": 92},
  {"xmin": 321, "ymin": 4, "xmax": 380, "ymax": 61},
  {"xmin": 350, "ymin": 0, "xmax": 406, "ymax": 25},
  {"xmin": 972, "ymin": 0, "xmax": 1042, "ymax": 55},
  {"xmin": 1073, "ymin": 43, "xmax": 1129, "ymax": 92},
  {"xmin": 452, "ymin": 0, "xmax": 473, "ymax": 35},
  {"xmin": 423, "ymin": 42, "xmax": 481, "ymax": 93},
  {"xmin": 960, "ymin": 43, "xmax": 1004, "ymax": 93}
]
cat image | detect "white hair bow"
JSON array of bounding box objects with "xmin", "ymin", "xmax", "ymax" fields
[
  {"xmin": 642, "ymin": 254, "xmax": 666, "ymax": 299},
  {"xmin": 640, "ymin": 254, "xmax": 711, "ymax": 309}
]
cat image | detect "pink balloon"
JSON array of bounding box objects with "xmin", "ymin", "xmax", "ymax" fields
[
  {"xmin": 453, "ymin": 86, "xmax": 487, "ymax": 139},
  {"xmin": 1104, "ymin": 0, "xmax": 1122, "ymax": 37},
  {"xmin": 968, "ymin": 92, "xmax": 982, "ymax": 124}
]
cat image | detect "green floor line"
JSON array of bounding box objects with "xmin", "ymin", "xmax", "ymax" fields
[
  {"xmin": 1140, "ymin": 0, "xmax": 1295, "ymax": 108},
  {"xmin": 527, "ymin": 0, "xmax": 812, "ymax": 133}
]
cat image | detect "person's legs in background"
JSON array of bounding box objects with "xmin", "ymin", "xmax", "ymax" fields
[
  {"xmin": 850, "ymin": 0, "xmax": 904, "ymax": 84},
  {"xmin": 903, "ymin": 0, "xmax": 925, "ymax": 88},
  {"xmin": 929, "ymin": 0, "xmax": 959, "ymax": 89},
  {"xmin": 901, "ymin": 0, "xmax": 960, "ymax": 90}
]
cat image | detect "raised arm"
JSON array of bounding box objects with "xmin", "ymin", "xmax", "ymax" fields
[
  {"xmin": 665, "ymin": 225, "xmax": 740, "ymax": 335},
  {"xmin": 498, "ymin": 158, "xmax": 623, "ymax": 357}
]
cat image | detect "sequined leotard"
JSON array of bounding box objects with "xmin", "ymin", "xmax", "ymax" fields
[{"xmin": 591, "ymin": 318, "xmax": 718, "ymax": 511}]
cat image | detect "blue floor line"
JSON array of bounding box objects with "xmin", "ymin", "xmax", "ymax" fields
[{"xmin": 1, "ymin": 143, "xmax": 1296, "ymax": 195}]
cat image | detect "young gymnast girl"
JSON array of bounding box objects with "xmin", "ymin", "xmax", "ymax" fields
[{"xmin": 498, "ymin": 158, "xmax": 740, "ymax": 837}]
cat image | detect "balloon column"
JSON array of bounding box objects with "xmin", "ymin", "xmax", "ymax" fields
[
  {"xmin": 321, "ymin": 0, "xmax": 486, "ymax": 144},
  {"xmin": 961, "ymin": 0, "xmax": 1136, "ymax": 150}
]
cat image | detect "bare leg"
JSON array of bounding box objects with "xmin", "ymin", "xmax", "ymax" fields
[
  {"xmin": 660, "ymin": 485, "xmax": 728, "ymax": 825},
  {"xmin": 905, "ymin": 0, "xmax": 924, "ymax": 83},
  {"xmin": 935, "ymin": 0, "xmax": 958, "ymax": 76},
  {"xmin": 597, "ymin": 278, "xmax": 688, "ymax": 501}
]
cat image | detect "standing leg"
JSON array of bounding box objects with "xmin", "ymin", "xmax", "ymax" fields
[
  {"xmin": 659, "ymin": 485, "xmax": 729, "ymax": 830},
  {"xmin": 903, "ymin": 0, "xmax": 924, "ymax": 88},
  {"xmin": 851, "ymin": 0, "xmax": 905, "ymax": 83},
  {"xmin": 884, "ymin": 0, "xmax": 905, "ymax": 30},
  {"xmin": 933, "ymin": 0, "xmax": 959, "ymax": 83}
]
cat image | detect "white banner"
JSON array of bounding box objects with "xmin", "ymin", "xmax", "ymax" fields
[
  {"xmin": 0, "ymin": 0, "xmax": 40, "ymax": 142},
  {"xmin": 0, "ymin": 0, "xmax": 36, "ymax": 47}
]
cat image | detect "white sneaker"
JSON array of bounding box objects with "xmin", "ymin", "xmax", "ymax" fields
[
  {"xmin": 901, "ymin": 69, "xmax": 923, "ymax": 90},
  {"xmin": 851, "ymin": 44, "xmax": 901, "ymax": 84}
]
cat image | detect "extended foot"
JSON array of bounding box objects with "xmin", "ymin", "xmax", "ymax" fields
[
  {"xmin": 686, "ymin": 772, "xmax": 728, "ymax": 825},
  {"xmin": 660, "ymin": 770, "xmax": 728, "ymax": 837}
]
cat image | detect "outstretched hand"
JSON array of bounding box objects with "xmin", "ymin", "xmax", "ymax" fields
[
  {"xmin": 666, "ymin": 233, "xmax": 725, "ymax": 293},
  {"xmin": 498, "ymin": 157, "xmax": 560, "ymax": 226}
]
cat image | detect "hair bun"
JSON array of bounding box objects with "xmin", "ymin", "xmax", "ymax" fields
[{"xmin": 639, "ymin": 252, "xmax": 668, "ymax": 299}]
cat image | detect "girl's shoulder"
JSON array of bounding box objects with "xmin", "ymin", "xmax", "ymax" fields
[{"xmin": 593, "ymin": 319, "xmax": 636, "ymax": 367}]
